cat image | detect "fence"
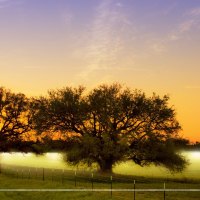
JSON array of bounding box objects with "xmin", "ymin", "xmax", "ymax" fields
[{"xmin": 0, "ymin": 163, "xmax": 200, "ymax": 200}]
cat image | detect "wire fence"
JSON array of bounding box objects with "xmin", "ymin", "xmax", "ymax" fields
[{"xmin": 0, "ymin": 163, "xmax": 200, "ymax": 200}]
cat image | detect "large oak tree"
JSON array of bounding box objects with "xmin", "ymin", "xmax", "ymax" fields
[{"xmin": 33, "ymin": 84, "xmax": 187, "ymax": 173}]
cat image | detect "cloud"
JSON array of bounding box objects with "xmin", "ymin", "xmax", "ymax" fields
[
  {"xmin": 168, "ymin": 34, "xmax": 179, "ymax": 41},
  {"xmin": 0, "ymin": 0, "xmax": 9, "ymax": 8},
  {"xmin": 62, "ymin": 14, "xmax": 72, "ymax": 25},
  {"xmin": 116, "ymin": 2, "xmax": 123, "ymax": 7},
  {"xmin": 149, "ymin": 40, "xmax": 166, "ymax": 54},
  {"xmin": 158, "ymin": 2, "xmax": 178, "ymax": 16},
  {"xmin": 77, "ymin": 0, "xmax": 132, "ymax": 80},
  {"xmin": 0, "ymin": 0, "xmax": 23, "ymax": 9},
  {"xmin": 179, "ymin": 19, "xmax": 195, "ymax": 33},
  {"xmin": 150, "ymin": 6, "xmax": 200, "ymax": 54},
  {"xmin": 188, "ymin": 7, "xmax": 200, "ymax": 17},
  {"xmin": 62, "ymin": 8, "xmax": 73, "ymax": 26},
  {"xmin": 174, "ymin": 7, "xmax": 200, "ymax": 36}
]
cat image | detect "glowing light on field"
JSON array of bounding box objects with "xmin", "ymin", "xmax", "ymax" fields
[
  {"xmin": 1, "ymin": 151, "xmax": 200, "ymax": 178},
  {"xmin": 190, "ymin": 151, "xmax": 200, "ymax": 159},
  {"xmin": 1, "ymin": 152, "xmax": 33, "ymax": 160},
  {"xmin": 45, "ymin": 153, "xmax": 61, "ymax": 161},
  {"xmin": 0, "ymin": 152, "xmax": 66, "ymax": 169}
]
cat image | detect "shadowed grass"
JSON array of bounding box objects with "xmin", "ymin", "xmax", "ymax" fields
[{"xmin": 0, "ymin": 173, "xmax": 200, "ymax": 199}]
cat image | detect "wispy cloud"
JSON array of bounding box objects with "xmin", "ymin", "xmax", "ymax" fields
[
  {"xmin": 179, "ymin": 7, "xmax": 200, "ymax": 35},
  {"xmin": 170, "ymin": 7, "xmax": 200, "ymax": 39},
  {"xmin": 62, "ymin": 7, "xmax": 73, "ymax": 26},
  {"xmin": 165, "ymin": 19, "xmax": 196, "ymax": 42},
  {"xmin": 0, "ymin": 0, "xmax": 9, "ymax": 2},
  {"xmin": 179, "ymin": 19, "xmax": 195, "ymax": 33},
  {"xmin": 63, "ymin": 13, "xmax": 73, "ymax": 25},
  {"xmin": 115, "ymin": 2, "xmax": 123, "ymax": 7},
  {"xmin": 0, "ymin": 0, "xmax": 9, "ymax": 8},
  {"xmin": 0, "ymin": 0, "xmax": 23, "ymax": 9},
  {"xmin": 149, "ymin": 6, "xmax": 200, "ymax": 54},
  {"xmin": 188, "ymin": 7, "xmax": 200, "ymax": 17},
  {"xmin": 149, "ymin": 39, "xmax": 167, "ymax": 54},
  {"xmin": 162, "ymin": 2, "xmax": 178, "ymax": 16},
  {"xmin": 77, "ymin": 0, "xmax": 132, "ymax": 80}
]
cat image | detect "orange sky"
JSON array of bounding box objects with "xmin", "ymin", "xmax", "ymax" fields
[{"xmin": 0, "ymin": 0, "xmax": 200, "ymax": 141}]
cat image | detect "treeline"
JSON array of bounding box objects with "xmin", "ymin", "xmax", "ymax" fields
[
  {"xmin": 0, "ymin": 84, "xmax": 197, "ymax": 173},
  {"xmin": 0, "ymin": 87, "xmax": 72, "ymax": 153},
  {"xmin": 171, "ymin": 138, "xmax": 200, "ymax": 150}
]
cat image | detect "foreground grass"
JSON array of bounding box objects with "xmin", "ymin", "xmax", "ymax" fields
[{"xmin": 0, "ymin": 173, "xmax": 200, "ymax": 200}]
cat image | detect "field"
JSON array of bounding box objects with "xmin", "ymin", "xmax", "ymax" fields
[
  {"xmin": 1, "ymin": 152, "xmax": 200, "ymax": 180},
  {"xmin": 0, "ymin": 165, "xmax": 200, "ymax": 200}
]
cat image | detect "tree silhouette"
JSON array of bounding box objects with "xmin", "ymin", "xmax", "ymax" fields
[
  {"xmin": 0, "ymin": 87, "xmax": 32, "ymax": 151},
  {"xmin": 33, "ymin": 84, "xmax": 187, "ymax": 173}
]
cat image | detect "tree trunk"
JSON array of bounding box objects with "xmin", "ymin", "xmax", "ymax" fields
[{"xmin": 98, "ymin": 160, "xmax": 113, "ymax": 174}]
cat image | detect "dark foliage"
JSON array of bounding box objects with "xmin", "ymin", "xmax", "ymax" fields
[
  {"xmin": 32, "ymin": 83, "xmax": 188, "ymax": 173},
  {"xmin": 0, "ymin": 87, "xmax": 32, "ymax": 151}
]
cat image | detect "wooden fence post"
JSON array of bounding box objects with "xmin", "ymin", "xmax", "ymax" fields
[
  {"xmin": 28, "ymin": 169, "xmax": 31, "ymax": 179},
  {"xmin": 35, "ymin": 168, "xmax": 37, "ymax": 179},
  {"xmin": 52, "ymin": 169, "xmax": 54, "ymax": 182},
  {"xmin": 42, "ymin": 168, "xmax": 44, "ymax": 181},
  {"xmin": 74, "ymin": 171, "xmax": 77, "ymax": 187},
  {"xmin": 91, "ymin": 173, "xmax": 94, "ymax": 190},
  {"xmin": 133, "ymin": 180, "xmax": 136, "ymax": 200},
  {"xmin": 62, "ymin": 169, "xmax": 64, "ymax": 184},
  {"xmin": 110, "ymin": 175, "xmax": 113, "ymax": 198},
  {"xmin": 164, "ymin": 182, "xmax": 166, "ymax": 200}
]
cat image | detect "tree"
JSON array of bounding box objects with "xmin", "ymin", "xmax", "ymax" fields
[
  {"xmin": 170, "ymin": 137, "xmax": 190, "ymax": 149},
  {"xmin": 33, "ymin": 84, "xmax": 187, "ymax": 173},
  {"xmin": 0, "ymin": 87, "xmax": 32, "ymax": 151}
]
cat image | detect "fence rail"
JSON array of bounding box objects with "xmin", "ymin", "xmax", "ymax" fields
[{"xmin": 0, "ymin": 163, "xmax": 200, "ymax": 200}]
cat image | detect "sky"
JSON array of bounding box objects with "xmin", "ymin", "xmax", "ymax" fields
[{"xmin": 0, "ymin": 0, "xmax": 200, "ymax": 141}]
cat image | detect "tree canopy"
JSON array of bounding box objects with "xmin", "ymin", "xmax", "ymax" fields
[
  {"xmin": 32, "ymin": 83, "xmax": 187, "ymax": 173},
  {"xmin": 0, "ymin": 87, "xmax": 32, "ymax": 151}
]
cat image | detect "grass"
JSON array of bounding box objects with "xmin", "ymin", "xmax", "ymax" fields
[{"xmin": 0, "ymin": 169, "xmax": 200, "ymax": 200}]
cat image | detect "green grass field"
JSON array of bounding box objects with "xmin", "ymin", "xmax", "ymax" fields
[{"xmin": 0, "ymin": 169, "xmax": 200, "ymax": 200}]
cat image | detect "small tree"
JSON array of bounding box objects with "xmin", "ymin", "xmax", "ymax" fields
[
  {"xmin": 0, "ymin": 87, "xmax": 32, "ymax": 151},
  {"xmin": 33, "ymin": 84, "xmax": 187, "ymax": 173}
]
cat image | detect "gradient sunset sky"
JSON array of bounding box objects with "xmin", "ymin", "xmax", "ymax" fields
[{"xmin": 0, "ymin": 0, "xmax": 200, "ymax": 141}]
